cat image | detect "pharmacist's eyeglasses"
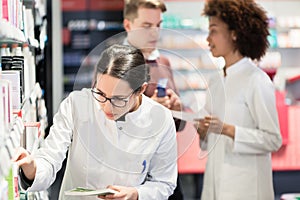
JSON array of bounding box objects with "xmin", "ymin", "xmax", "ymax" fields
[{"xmin": 91, "ymin": 88, "xmax": 135, "ymax": 108}]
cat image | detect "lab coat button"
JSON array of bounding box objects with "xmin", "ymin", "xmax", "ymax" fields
[{"xmin": 118, "ymin": 127, "xmax": 122, "ymax": 130}]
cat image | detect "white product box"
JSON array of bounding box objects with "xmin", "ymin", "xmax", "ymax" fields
[
  {"xmin": 0, "ymin": 79, "xmax": 12, "ymax": 131},
  {"xmin": 5, "ymin": 163, "xmax": 19, "ymax": 200},
  {"xmin": 0, "ymin": 179, "xmax": 8, "ymax": 200},
  {"xmin": 0, "ymin": 147, "xmax": 11, "ymax": 178},
  {"xmin": 1, "ymin": 70, "xmax": 21, "ymax": 110},
  {"xmin": 0, "ymin": 86, "xmax": 4, "ymax": 142},
  {"xmin": 23, "ymin": 122, "xmax": 41, "ymax": 153}
]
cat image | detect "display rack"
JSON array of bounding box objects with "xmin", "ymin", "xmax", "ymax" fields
[
  {"xmin": 157, "ymin": 26, "xmax": 222, "ymax": 113},
  {"xmin": 0, "ymin": 0, "xmax": 48, "ymax": 199},
  {"xmin": 0, "ymin": 21, "xmax": 26, "ymax": 43},
  {"xmin": 61, "ymin": 0, "xmax": 124, "ymax": 97}
]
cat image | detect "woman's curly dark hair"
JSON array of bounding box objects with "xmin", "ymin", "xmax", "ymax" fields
[{"xmin": 203, "ymin": 0, "xmax": 270, "ymax": 60}]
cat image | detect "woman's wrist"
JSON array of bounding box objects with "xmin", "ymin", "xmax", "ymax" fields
[
  {"xmin": 21, "ymin": 158, "xmax": 36, "ymax": 181},
  {"xmin": 19, "ymin": 167, "xmax": 34, "ymax": 189},
  {"xmin": 223, "ymin": 124, "xmax": 235, "ymax": 139}
]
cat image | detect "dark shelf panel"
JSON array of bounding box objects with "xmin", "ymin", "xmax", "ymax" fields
[
  {"xmin": 63, "ymin": 11, "xmax": 123, "ymax": 25},
  {"xmin": 62, "ymin": 9, "xmax": 124, "ymax": 94}
]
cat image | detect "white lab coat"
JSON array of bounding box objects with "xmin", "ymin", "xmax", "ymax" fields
[
  {"xmin": 200, "ymin": 58, "xmax": 282, "ymax": 200},
  {"xmin": 27, "ymin": 89, "xmax": 178, "ymax": 200}
]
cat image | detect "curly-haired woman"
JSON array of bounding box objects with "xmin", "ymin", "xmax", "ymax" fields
[{"xmin": 194, "ymin": 1, "xmax": 282, "ymax": 199}]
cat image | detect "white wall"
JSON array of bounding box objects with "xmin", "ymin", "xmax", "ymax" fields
[
  {"xmin": 165, "ymin": 1, "xmax": 300, "ymax": 18},
  {"xmin": 52, "ymin": 0, "xmax": 63, "ymax": 113}
]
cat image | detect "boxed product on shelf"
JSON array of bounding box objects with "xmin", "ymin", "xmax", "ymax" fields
[
  {"xmin": 10, "ymin": 124, "xmax": 21, "ymax": 149},
  {"xmin": 4, "ymin": 135, "xmax": 15, "ymax": 159},
  {"xmin": 0, "ymin": 114, "xmax": 24, "ymax": 181},
  {"xmin": 0, "ymin": 86, "xmax": 4, "ymax": 139},
  {"xmin": 289, "ymin": 29, "xmax": 300, "ymax": 48},
  {"xmin": 0, "ymin": 146, "xmax": 11, "ymax": 179},
  {"xmin": 0, "ymin": 179, "xmax": 8, "ymax": 200},
  {"xmin": 1, "ymin": 55, "xmax": 13, "ymax": 71},
  {"xmin": 277, "ymin": 16, "xmax": 300, "ymax": 29},
  {"xmin": 1, "ymin": 71, "xmax": 21, "ymax": 110},
  {"xmin": 5, "ymin": 163, "xmax": 19, "ymax": 200},
  {"xmin": 0, "ymin": 79, "xmax": 12, "ymax": 129},
  {"xmin": 1, "ymin": 45, "xmax": 25, "ymax": 103},
  {"xmin": 23, "ymin": 8, "xmax": 35, "ymax": 44},
  {"xmin": 1, "ymin": 0, "xmax": 20, "ymax": 28},
  {"xmin": 22, "ymin": 43, "xmax": 36, "ymax": 98},
  {"xmin": 23, "ymin": 122, "xmax": 41, "ymax": 153}
]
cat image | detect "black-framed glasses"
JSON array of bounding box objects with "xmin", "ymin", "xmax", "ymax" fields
[{"xmin": 91, "ymin": 88, "xmax": 135, "ymax": 108}]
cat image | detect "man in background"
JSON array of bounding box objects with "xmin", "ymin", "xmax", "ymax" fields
[{"xmin": 123, "ymin": 0, "xmax": 185, "ymax": 199}]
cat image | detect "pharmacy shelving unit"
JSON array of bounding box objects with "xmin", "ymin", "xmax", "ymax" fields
[
  {"xmin": 61, "ymin": 0, "xmax": 124, "ymax": 97},
  {"xmin": 157, "ymin": 27, "xmax": 223, "ymax": 112},
  {"xmin": 0, "ymin": 18, "xmax": 27, "ymax": 186},
  {"xmin": 0, "ymin": 0, "xmax": 49, "ymax": 199}
]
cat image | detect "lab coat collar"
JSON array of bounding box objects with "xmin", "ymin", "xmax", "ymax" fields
[
  {"xmin": 116, "ymin": 94, "xmax": 145, "ymax": 123},
  {"xmin": 225, "ymin": 57, "xmax": 249, "ymax": 76},
  {"xmin": 146, "ymin": 49, "xmax": 160, "ymax": 61}
]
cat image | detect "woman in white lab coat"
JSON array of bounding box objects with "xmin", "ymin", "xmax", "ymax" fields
[
  {"xmin": 13, "ymin": 44, "xmax": 178, "ymax": 200},
  {"xmin": 194, "ymin": 1, "xmax": 282, "ymax": 200}
]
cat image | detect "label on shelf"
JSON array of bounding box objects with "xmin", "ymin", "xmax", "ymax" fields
[
  {"xmin": 23, "ymin": 122, "xmax": 41, "ymax": 153},
  {"xmin": 5, "ymin": 164, "xmax": 19, "ymax": 200}
]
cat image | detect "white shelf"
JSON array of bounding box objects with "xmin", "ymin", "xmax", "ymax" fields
[
  {"xmin": 0, "ymin": 116, "xmax": 24, "ymax": 180},
  {"xmin": 0, "ymin": 19, "xmax": 26, "ymax": 43},
  {"xmin": 0, "ymin": 0, "xmax": 49, "ymax": 198}
]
